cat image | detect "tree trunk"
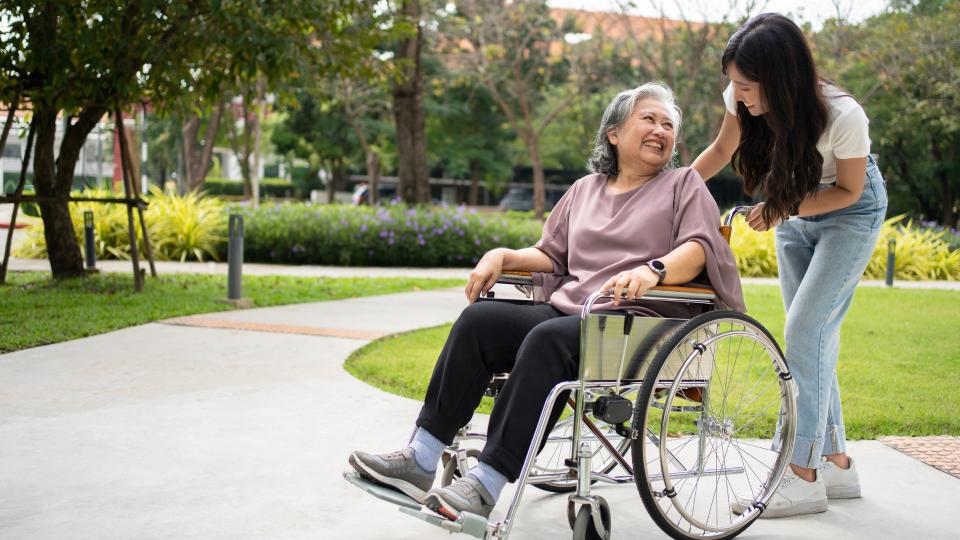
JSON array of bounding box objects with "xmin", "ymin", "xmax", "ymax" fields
[
  {"xmin": 326, "ymin": 159, "xmax": 345, "ymax": 204},
  {"xmin": 251, "ymin": 75, "xmax": 266, "ymax": 207},
  {"xmin": 392, "ymin": 0, "xmax": 429, "ymax": 204},
  {"xmin": 226, "ymin": 99, "xmax": 255, "ymax": 199},
  {"xmin": 527, "ymin": 135, "xmax": 546, "ymax": 220},
  {"xmin": 890, "ymin": 140, "xmax": 937, "ymax": 219},
  {"xmin": 366, "ymin": 151, "xmax": 381, "ymax": 205},
  {"xmin": 469, "ymin": 159, "xmax": 481, "ymax": 206},
  {"xmin": 34, "ymin": 105, "xmax": 108, "ymax": 278},
  {"xmin": 183, "ymin": 102, "xmax": 225, "ymax": 191},
  {"xmin": 676, "ymin": 139, "xmax": 691, "ymax": 166},
  {"xmin": 930, "ymin": 137, "xmax": 956, "ymax": 227}
]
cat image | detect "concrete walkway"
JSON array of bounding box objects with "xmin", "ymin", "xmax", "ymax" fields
[{"xmin": 1, "ymin": 285, "xmax": 958, "ymax": 539}]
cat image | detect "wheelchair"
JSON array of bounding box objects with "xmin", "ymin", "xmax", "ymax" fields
[{"xmin": 346, "ymin": 207, "xmax": 798, "ymax": 540}]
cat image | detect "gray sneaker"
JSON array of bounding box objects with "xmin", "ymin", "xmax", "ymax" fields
[
  {"xmin": 424, "ymin": 476, "xmax": 495, "ymax": 520},
  {"xmin": 349, "ymin": 448, "xmax": 434, "ymax": 503}
]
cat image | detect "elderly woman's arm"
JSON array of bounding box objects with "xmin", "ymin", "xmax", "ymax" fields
[
  {"xmin": 465, "ymin": 247, "xmax": 554, "ymax": 304},
  {"xmin": 599, "ymin": 241, "xmax": 706, "ymax": 305}
]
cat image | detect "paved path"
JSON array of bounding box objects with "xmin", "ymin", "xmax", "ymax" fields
[{"xmin": 1, "ymin": 286, "xmax": 958, "ymax": 539}]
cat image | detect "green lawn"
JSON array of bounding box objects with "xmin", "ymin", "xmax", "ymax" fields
[
  {"xmin": 0, "ymin": 271, "xmax": 461, "ymax": 353},
  {"xmin": 344, "ymin": 285, "xmax": 960, "ymax": 439}
]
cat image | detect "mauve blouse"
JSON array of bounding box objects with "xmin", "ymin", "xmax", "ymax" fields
[{"xmin": 532, "ymin": 167, "xmax": 746, "ymax": 315}]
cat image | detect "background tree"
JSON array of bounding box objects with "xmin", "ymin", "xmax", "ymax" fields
[
  {"xmin": 425, "ymin": 67, "xmax": 514, "ymax": 205},
  {"xmin": 0, "ymin": 2, "xmax": 207, "ymax": 277},
  {"xmin": 445, "ymin": 0, "xmax": 613, "ymax": 218},
  {"xmin": 812, "ymin": 0, "xmax": 959, "ymax": 226},
  {"xmin": 392, "ymin": 0, "xmax": 430, "ymax": 204},
  {"xmin": 612, "ymin": 1, "xmax": 740, "ymax": 165},
  {"xmin": 0, "ymin": 1, "xmax": 393, "ymax": 277},
  {"xmin": 271, "ymin": 92, "xmax": 358, "ymax": 203},
  {"xmin": 336, "ymin": 69, "xmax": 395, "ymax": 206},
  {"xmin": 181, "ymin": 100, "xmax": 227, "ymax": 192}
]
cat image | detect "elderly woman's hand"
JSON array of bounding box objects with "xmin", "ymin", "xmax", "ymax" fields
[
  {"xmin": 465, "ymin": 249, "xmax": 505, "ymax": 304},
  {"xmin": 600, "ymin": 265, "xmax": 661, "ymax": 305}
]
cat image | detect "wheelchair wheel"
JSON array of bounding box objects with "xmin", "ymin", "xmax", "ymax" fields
[
  {"xmin": 531, "ymin": 396, "xmax": 632, "ymax": 493},
  {"xmin": 631, "ymin": 311, "xmax": 797, "ymax": 540}
]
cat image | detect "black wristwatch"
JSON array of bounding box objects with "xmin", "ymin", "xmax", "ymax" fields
[{"xmin": 646, "ymin": 260, "xmax": 666, "ymax": 285}]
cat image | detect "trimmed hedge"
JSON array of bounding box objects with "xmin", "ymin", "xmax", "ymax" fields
[
  {"xmin": 203, "ymin": 177, "xmax": 298, "ymax": 198},
  {"xmin": 13, "ymin": 194, "xmax": 959, "ymax": 279},
  {"xmin": 237, "ymin": 202, "xmax": 542, "ymax": 267}
]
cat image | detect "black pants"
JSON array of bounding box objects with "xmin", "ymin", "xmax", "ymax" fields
[{"xmin": 415, "ymin": 301, "xmax": 579, "ymax": 482}]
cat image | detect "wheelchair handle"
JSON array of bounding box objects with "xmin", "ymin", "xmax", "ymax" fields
[
  {"xmin": 724, "ymin": 205, "xmax": 755, "ymax": 227},
  {"xmin": 720, "ymin": 205, "xmax": 755, "ymax": 242}
]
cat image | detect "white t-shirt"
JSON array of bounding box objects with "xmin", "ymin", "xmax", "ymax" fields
[{"xmin": 722, "ymin": 82, "xmax": 871, "ymax": 184}]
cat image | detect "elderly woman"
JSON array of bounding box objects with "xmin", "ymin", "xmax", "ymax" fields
[{"xmin": 349, "ymin": 82, "xmax": 744, "ymax": 520}]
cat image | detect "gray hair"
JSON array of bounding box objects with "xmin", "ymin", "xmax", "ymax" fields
[{"xmin": 586, "ymin": 81, "xmax": 683, "ymax": 177}]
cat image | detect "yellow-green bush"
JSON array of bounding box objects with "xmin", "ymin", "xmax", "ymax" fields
[
  {"xmin": 14, "ymin": 187, "xmax": 226, "ymax": 262},
  {"xmin": 727, "ymin": 212, "xmax": 960, "ymax": 280},
  {"xmin": 865, "ymin": 216, "xmax": 960, "ymax": 280}
]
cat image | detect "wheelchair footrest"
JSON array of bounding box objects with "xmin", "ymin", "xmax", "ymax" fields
[
  {"xmin": 398, "ymin": 506, "xmax": 491, "ymax": 538},
  {"xmin": 342, "ymin": 471, "xmax": 421, "ymax": 510}
]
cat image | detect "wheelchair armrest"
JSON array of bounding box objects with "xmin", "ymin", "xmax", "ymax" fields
[
  {"xmin": 643, "ymin": 284, "xmax": 717, "ymax": 302},
  {"xmin": 493, "ymin": 272, "xmax": 717, "ymax": 303},
  {"xmin": 497, "ymin": 270, "xmax": 534, "ymax": 286}
]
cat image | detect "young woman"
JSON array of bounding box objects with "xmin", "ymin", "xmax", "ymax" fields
[{"xmin": 692, "ymin": 13, "xmax": 888, "ymax": 518}]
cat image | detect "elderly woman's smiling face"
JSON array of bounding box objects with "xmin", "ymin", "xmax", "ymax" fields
[{"xmin": 606, "ymin": 97, "xmax": 676, "ymax": 174}]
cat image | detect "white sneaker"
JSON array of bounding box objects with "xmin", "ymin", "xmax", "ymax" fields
[
  {"xmin": 732, "ymin": 469, "xmax": 827, "ymax": 519},
  {"xmin": 820, "ymin": 457, "xmax": 861, "ymax": 499}
]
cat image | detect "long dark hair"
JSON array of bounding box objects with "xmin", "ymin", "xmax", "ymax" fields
[{"xmin": 722, "ymin": 13, "xmax": 828, "ymax": 224}]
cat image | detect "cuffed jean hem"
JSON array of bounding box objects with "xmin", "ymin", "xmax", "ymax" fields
[
  {"xmin": 792, "ymin": 429, "xmax": 847, "ymax": 469},
  {"xmin": 792, "ymin": 435, "xmax": 825, "ymax": 468},
  {"xmin": 821, "ymin": 424, "xmax": 847, "ymax": 456}
]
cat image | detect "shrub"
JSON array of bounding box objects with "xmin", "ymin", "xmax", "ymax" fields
[
  {"xmin": 237, "ymin": 202, "xmax": 542, "ymax": 267},
  {"xmin": 865, "ymin": 216, "xmax": 960, "ymax": 280},
  {"xmin": 203, "ymin": 177, "xmax": 298, "ymax": 198},
  {"xmin": 14, "ymin": 187, "xmax": 227, "ymax": 262}
]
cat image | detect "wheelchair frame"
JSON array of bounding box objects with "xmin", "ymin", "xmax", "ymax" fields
[{"xmin": 346, "ymin": 207, "xmax": 798, "ymax": 540}]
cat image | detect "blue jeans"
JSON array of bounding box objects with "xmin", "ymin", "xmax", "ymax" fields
[{"xmin": 775, "ymin": 156, "xmax": 887, "ymax": 468}]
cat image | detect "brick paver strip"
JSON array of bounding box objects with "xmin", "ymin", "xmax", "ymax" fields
[
  {"xmin": 879, "ymin": 436, "xmax": 960, "ymax": 479},
  {"xmin": 162, "ymin": 316, "xmax": 387, "ymax": 341}
]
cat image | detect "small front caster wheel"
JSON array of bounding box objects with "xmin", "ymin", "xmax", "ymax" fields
[
  {"xmin": 440, "ymin": 448, "xmax": 482, "ymax": 487},
  {"xmin": 572, "ymin": 496, "xmax": 611, "ymax": 540}
]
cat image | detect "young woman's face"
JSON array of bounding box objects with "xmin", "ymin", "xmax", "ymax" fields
[
  {"xmin": 727, "ymin": 63, "xmax": 767, "ymax": 116},
  {"xmin": 607, "ymin": 97, "xmax": 676, "ymax": 172}
]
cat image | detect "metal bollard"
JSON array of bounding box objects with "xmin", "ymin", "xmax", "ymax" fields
[
  {"xmin": 83, "ymin": 210, "xmax": 96, "ymax": 269},
  {"xmin": 885, "ymin": 238, "xmax": 895, "ymax": 287},
  {"xmin": 228, "ymin": 214, "xmax": 244, "ymax": 300}
]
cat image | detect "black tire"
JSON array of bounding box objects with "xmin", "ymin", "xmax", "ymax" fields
[
  {"xmin": 631, "ymin": 310, "xmax": 797, "ymax": 540},
  {"xmin": 571, "ymin": 497, "xmax": 612, "ymax": 540}
]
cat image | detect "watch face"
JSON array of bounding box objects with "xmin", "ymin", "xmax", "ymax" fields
[{"xmin": 650, "ymin": 260, "xmax": 665, "ymax": 271}]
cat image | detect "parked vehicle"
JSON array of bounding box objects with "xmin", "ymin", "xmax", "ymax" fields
[{"xmin": 497, "ymin": 187, "xmax": 567, "ymax": 212}]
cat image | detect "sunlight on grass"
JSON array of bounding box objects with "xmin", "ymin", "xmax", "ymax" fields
[
  {"xmin": 0, "ymin": 272, "xmax": 461, "ymax": 353},
  {"xmin": 344, "ymin": 285, "xmax": 960, "ymax": 438}
]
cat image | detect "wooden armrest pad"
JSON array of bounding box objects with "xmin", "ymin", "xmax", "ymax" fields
[
  {"xmin": 501, "ymin": 271, "xmax": 533, "ymax": 277},
  {"xmin": 650, "ymin": 284, "xmax": 716, "ymax": 295}
]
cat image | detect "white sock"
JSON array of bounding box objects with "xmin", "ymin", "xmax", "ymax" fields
[
  {"xmin": 407, "ymin": 427, "xmax": 444, "ymax": 473},
  {"xmin": 466, "ymin": 462, "xmax": 507, "ymax": 502}
]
